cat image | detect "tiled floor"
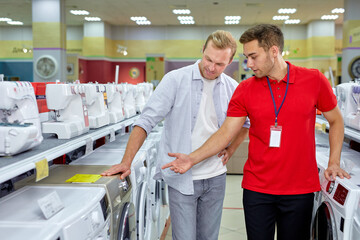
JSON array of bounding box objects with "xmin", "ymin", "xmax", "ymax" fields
[{"xmin": 164, "ymin": 175, "xmax": 247, "ymax": 239}]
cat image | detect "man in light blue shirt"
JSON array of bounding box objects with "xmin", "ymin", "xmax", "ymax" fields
[{"xmin": 102, "ymin": 30, "xmax": 249, "ymax": 240}]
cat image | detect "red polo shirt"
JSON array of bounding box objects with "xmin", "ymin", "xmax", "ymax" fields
[{"xmin": 227, "ymin": 62, "xmax": 337, "ymax": 195}]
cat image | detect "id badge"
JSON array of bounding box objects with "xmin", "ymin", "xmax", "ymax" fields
[{"xmin": 269, "ymin": 125, "xmax": 282, "ymax": 147}]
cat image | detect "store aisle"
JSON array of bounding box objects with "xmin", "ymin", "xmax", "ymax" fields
[{"xmin": 164, "ymin": 175, "xmax": 247, "ymax": 240}]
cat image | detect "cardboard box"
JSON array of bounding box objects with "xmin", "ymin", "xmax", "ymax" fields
[{"xmin": 227, "ymin": 138, "xmax": 249, "ymax": 174}]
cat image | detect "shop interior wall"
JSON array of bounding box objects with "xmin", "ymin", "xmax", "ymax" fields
[{"xmin": 0, "ymin": 24, "xmax": 342, "ymax": 83}]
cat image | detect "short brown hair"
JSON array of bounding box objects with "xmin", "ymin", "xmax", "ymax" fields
[
  {"xmin": 240, "ymin": 24, "xmax": 284, "ymax": 53},
  {"xmin": 204, "ymin": 30, "xmax": 237, "ymax": 61}
]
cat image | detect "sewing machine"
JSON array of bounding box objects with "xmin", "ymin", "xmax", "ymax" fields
[
  {"xmin": 42, "ymin": 83, "xmax": 90, "ymax": 139},
  {"xmin": 344, "ymin": 82, "xmax": 360, "ymax": 131},
  {"xmin": 105, "ymin": 83, "xmax": 125, "ymax": 124},
  {"xmin": 82, "ymin": 83, "xmax": 110, "ymax": 129},
  {"xmin": 143, "ymin": 82, "xmax": 154, "ymax": 102},
  {"xmin": 0, "ymin": 81, "xmax": 43, "ymax": 156},
  {"xmin": 134, "ymin": 83, "xmax": 146, "ymax": 113},
  {"xmin": 122, "ymin": 83, "xmax": 136, "ymax": 118},
  {"xmin": 337, "ymin": 82, "xmax": 355, "ymax": 119}
]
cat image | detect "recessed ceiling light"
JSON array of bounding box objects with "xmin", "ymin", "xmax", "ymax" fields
[
  {"xmin": 321, "ymin": 15, "xmax": 339, "ymax": 20},
  {"xmin": 130, "ymin": 16, "xmax": 147, "ymax": 21},
  {"xmin": 173, "ymin": 9, "xmax": 191, "ymax": 14},
  {"xmin": 130, "ymin": 16, "xmax": 151, "ymax": 25},
  {"xmin": 331, "ymin": 8, "xmax": 344, "ymax": 14},
  {"xmin": 225, "ymin": 20, "xmax": 239, "ymax": 25},
  {"xmin": 278, "ymin": 8, "xmax": 297, "ymax": 14},
  {"xmin": 0, "ymin": 17, "xmax": 12, "ymax": 22},
  {"xmin": 7, "ymin": 21, "xmax": 23, "ymax": 25},
  {"xmin": 224, "ymin": 16, "xmax": 241, "ymax": 21},
  {"xmin": 273, "ymin": 15, "xmax": 290, "ymax": 20},
  {"xmin": 70, "ymin": 10, "xmax": 89, "ymax": 15},
  {"xmin": 84, "ymin": 17, "xmax": 101, "ymax": 22},
  {"xmin": 285, "ymin": 19, "xmax": 300, "ymax": 24}
]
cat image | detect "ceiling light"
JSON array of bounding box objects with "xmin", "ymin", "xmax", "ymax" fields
[
  {"xmin": 331, "ymin": 8, "xmax": 344, "ymax": 14},
  {"xmin": 0, "ymin": 17, "xmax": 11, "ymax": 22},
  {"xmin": 273, "ymin": 15, "xmax": 290, "ymax": 20},
  {"xmin": 224, "ymin": 16, "xmax": 241, "ymax": 21},
  {"xmin": 7, "ymin": 21, "xmax": 23, "ymax": 25},
  {"xmin": 180, "ymin": 20, "xmax": 195, "ymax": 25},
  {"xmin": 70, "ymin": 10, "xmax": 89, "ymax": 15},
  {"xmin": 225, "ymin": 20, "xmax": 239, "ymax": 25},
  {"xmin": 177, "ymin": 16, "xmax": 193, "ymax": 21},
  {"xmin": 278, "ymin": 8, "xmax": 297, "ymax": 14},
  {"xmin": 173, "ymin": 9, "xmax": 191, "ymax": 14},
  {"xmin": 285, "ymin": 19, "xmax": 300, "ymax": 24},
  {"xmin": 85, "ymin": 17, "xmax": 101, "ymax": 21},
  {"xmin": 321, "ymin": 15, "xmax": 339, "ymax": 20},
  {"xmin": 130, "ymin": 16, "xmax": 147, "ymax": 21},
  {"xmin": 136, "ymin": 20, "xmax": 151, "ymax": 25}
]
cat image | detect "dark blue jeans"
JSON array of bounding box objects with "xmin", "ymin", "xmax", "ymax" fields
[{"xmin": 243, "ymin": 189, "xmax": 314, "ymax": 240}]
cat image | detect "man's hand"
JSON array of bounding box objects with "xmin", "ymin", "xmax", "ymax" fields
[
  {"xmin": 101, "ymin": 162, "xmax": 131, "ymax": 180},
  {"xmin": 218, "ymin": 149, "xmax": 232, "ymax": 165},
  {"xmin": 324, "ymin": 163, "xmax": 351, "ymax": 181},
  {"xmin": 161, "ymin": 153, "xmax": 194, "ymax": 174}
]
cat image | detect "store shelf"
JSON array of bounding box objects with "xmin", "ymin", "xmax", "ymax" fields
[
  {"xmin": 316, "ymin": 115, "xmax": 360, "ymax": 143},
  {"xmin": 0, "ymin": 115, "xmax": 139, "ymax": 184}
]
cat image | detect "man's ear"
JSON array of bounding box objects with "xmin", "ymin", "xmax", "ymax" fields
[{"xmin": 270, "ymin": 45, "xmax": 279, "ymax": 57}]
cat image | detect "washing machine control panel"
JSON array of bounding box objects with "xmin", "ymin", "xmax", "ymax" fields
[{"xmin": 333, "ymin": 183, "xmax": 348, "ymax": 206}]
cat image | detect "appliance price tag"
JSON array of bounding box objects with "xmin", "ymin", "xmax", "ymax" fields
[
  {"xmin": 37, "ymin": 191, "xmax": 64, "ymax": 219},
  {"xmin": 109, "ymin": 128, "xmax": 115, "ymax": 142},
  {"xmin": 85, "ymin": 138, "xmax": 93, "ymax": 155},
  {"xmin": 35, "ymin": 158, "xmax": 49, "ymax": 182}
]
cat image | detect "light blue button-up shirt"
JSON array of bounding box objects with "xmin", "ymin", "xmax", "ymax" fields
[{"xmin": 134, "ymin": 60, "xmax": 250, "ymax": 195}]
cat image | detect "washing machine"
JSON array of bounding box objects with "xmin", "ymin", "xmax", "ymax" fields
[
  {"xmin": 15, "ymin": 165, "xmax": 136, "ymax": 240},
  {"xmin": 312, "ymin": 150, "xmax": 360, "ymax": 240},
  {"xmin": 0, "ymin": 223, "xmax": 63, "ymax": 240},
  {"xmin": 0, "ymin": 185, "xmax": 109, "ymax": 240},
  {"xmin": 70, "ymin": 148, "xmax": 152, "ymax": 240},
  {"xmin": 96, "ymin": 133, "xmax": 161, "ymax": 240}
]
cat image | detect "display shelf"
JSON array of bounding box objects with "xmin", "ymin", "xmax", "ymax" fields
[
  {"xmin": 316, "ymin": 116, "xmax": 360, "ymax": 143},
  {"xmin": 0, "ymin": 115, "xmax": 139, "ymax": 184}
]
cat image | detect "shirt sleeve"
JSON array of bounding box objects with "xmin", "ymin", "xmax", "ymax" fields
[
  {"xmin": 316, "ymin": 71, "xmax": 337, "ymax": 112},
  {"xmin": 134, "ymin": 72, "xmax": 177, "ymax": 135},
  {"xmin": 227, "ymin": 81, "xmax": 248, "ymax": 118}
]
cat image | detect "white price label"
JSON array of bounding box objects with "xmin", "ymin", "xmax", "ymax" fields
[{"xmin": 37, "ymin": 191, "xmax": 64, "ymax": 219}]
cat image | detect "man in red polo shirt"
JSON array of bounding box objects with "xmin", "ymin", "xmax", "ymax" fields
[{"xmin": 162, "ymin": 24, "xmax": 350, "ymax": 240}]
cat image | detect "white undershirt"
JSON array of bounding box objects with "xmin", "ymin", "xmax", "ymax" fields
[{"xmin": 191, "ymin": 77, "xmax": 227, "ymax": 180}]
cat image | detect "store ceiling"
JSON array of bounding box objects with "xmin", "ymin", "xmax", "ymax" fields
[{"xmin": 0, "ymin": 0, "xmax": 344, "ymax": 27}]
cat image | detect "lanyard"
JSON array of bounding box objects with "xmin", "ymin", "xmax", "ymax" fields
[{"xmin": 266, "ymin": 63, "xmax": 290, "ymax": 127}]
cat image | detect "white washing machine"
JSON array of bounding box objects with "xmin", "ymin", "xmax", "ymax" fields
[
  {"xmin": 0, "ymin": 223, "xmax": 63, "ymax": 240},
  {"xmin": 0, "ymin": 185, "xmax": 109, "ymax": 240},
  {"xmin": 15, "ymin": 165, "xmax": 136, "ymax": 240},
  {"xmin": 96, "ymin": 133, "xmax": 161, "ymax": 240},
  {"xmin": 312, "ymin": 150, "xmax": 360, "ymax": 240},
  {"xmin": 70, "ymin": 148, "xmax": 152, "ymax": 240}
]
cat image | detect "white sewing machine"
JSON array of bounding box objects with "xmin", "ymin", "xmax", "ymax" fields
[
  {"xmin": 337, "ymin": 82, "xmax": 355, "ymax": 119},
  {"xmin": 42, "ymin": 83, "xmax": 90, "ymax": 139},
  {"xmin": 82, "ymin": 83, "xmax": 110, "ymax": 129},
  {"xmin": 143, "ymin": 82, "xmax": 154, "ymax": 103},
  {"xmin": 105, "ymin": 83, "xmax": 125, "ymax": 124},
  {"xmin": 122, "ymin": 83, "xmax": 136, "ymax": 118},
  {"xmin": 344, "ymin": 82, "xmax": 360, "ymax": 131},
  {"xmin": 0, "ymin": 81, "xmax": 43, "ymax": 156},
  {"xmin": 134, "ymin": 83, "xmax": 146, "ymax": 113}
]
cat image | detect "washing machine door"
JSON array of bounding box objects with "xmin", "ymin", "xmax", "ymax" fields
[
  {"xmin": 312, "ymin": 201, "xmax": 337, "ymax": 240},
  {"xmin": 117, "ymin": 202, "xmax": 136, "ymax": 240}
]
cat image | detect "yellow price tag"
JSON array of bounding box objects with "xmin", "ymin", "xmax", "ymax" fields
[
  {"xmin": 65, "ymin": 174, "xmax": 102, "ymax": 183},
  {"xmin": 35, "ymin": 159, "xmax": 49, "ymax": 182},
  {"xmin": 321, "ymin": 123, "xmax": 327, "ymax": 133}
]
